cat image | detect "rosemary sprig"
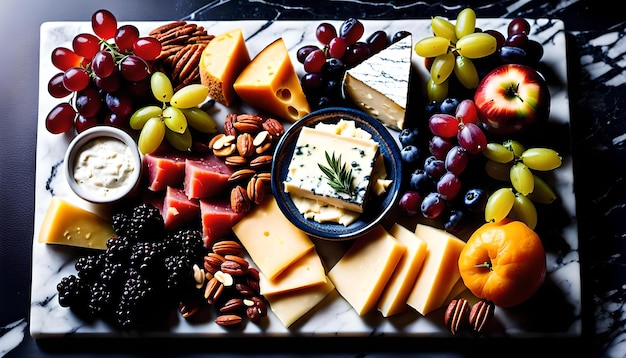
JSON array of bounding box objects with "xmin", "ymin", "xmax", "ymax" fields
[{"xmin": 318, "ymin": 151, "xmax": 354, "ymax": 198}]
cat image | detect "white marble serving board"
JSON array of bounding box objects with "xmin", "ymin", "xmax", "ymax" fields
[{"xmin": 30, "ymin": 19, "xmax": 580, "ymax": 339}]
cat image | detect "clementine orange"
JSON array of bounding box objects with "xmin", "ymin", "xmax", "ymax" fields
[{"xmin": 457, "ymin": 219, "xmax": 546, "ymax": 307}]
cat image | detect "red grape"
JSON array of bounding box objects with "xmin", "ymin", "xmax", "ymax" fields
[
  {"xmin": 296, "ymin": 45, "xmax": 320, "ymax": 64},
  {"xmin": 72, "ymin": 33, "xmax": 101, "ymax": 59},
  {"xmin": 505, "ymin": 33, "xmax": 529, "ymax": 49},
  {"xmin": 421, "ymin": 192, "xmax": 446, "ymax": 219},
  {"xmin": 424, "ymin": 156, "xmax": 446, "ymax": 179},
  {"xmin": 119, "ymin": 55, "xmax": 149, "ymax": 81},
  {"xmin": 428, "ymin": 113, "xmax": 458, "ymax": 138},
  {"xmin": 300, "ymin": 72, "xmax": 324, "ymax": 94},
  {"xmin": 62, "ymin": 67, "xmax": 90, "ymax": 92},
  {"xmin": 484, "ymin": 29, "xmax": 506, "ymax": 49},
  {"xmin": 91, "ymin": 9, "xmax": 117, "ymax": 40},
  {"xmin": 508, "ymin": 17, "xmax": 531, "ymax": 37},
  {"xmin": 115, "ymin": 24, "xmax": 140, "ymax": 53},
  {"xmin": 48, "ymin": 72, "xmax": 72, "ymax": 98},
  {"xmin": 51, "ymin": 47, "xmax": 83, "ymax": 71},
  {"xmin": 437, "ymin": 172, "xmax": 462, "ymax": 200},
  {"xmin": 45, "ymin": 103, "xmax": 76, "ymax": 134},
  {"xmin": 105, "ymin": 92, "xmax": 133, "ymax": 117},
  {"xmin": 75, "ymin": 115, "xmax": 99, "ymax": 133},
  {"xmin": 133, "ymin": 37, "xmax": 162, "ymax": 61},
  {"xmin": 342, "ymin": 42, "xmax": 370, "ymax": 66},
  {"xmin": 103, "ymin": 111, "xmax": 130, "ymax": 129},
  {"xmin": 429, "ymin": 135, "xmax": 454, "ymax": 160},
  {"xmin": 399, "ymin": 191, "xmax": 423, "ymax": 216},
  {"xmin": 455, "ymin": 99, "xmax": 478, "ymax": 124},
  {"xmin": 327, "ymin": 37, "xmax": 347, "ymax": 59},
  {"xmin": 91, "ymin": 50, "xmax": 115, "ymax": 78},
  {"xmin": 304, "ymin": 49, "xmax": 326, "ymax": 73},
  {"xmin": 94, "ymin": 69, "xmax": 121, "ymax": 92},
  {"xmin": 457, "ymin": 122, "xmax": 487, "ymax": 154},
  {"xmin": 366, "ymin": 30, "xmax": 389, "ymax": 54},
  {"xmin": 339, "ymin": 18, "xmax": 364, "ymax": 45},
  {"xmin": 444, "ymin": 145, "xmax": 469, "ymax": 175},
  {"xmin": 75, "ymin": 87, "xmax": 103, "ymax": 117},
  {"xmin": 315, "ymin": 23, "xmax": 337, "ymax": 45}
]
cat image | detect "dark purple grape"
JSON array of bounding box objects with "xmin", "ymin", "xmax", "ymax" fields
[
  {"xmin": 445, "ymin": 145, "xmax": 469, "ymax": 175},
  {"xmin": 75, "ymin": 87, "xmax": 102, "ymax": 118},
  {"xmin": 429, "ymin": 135, "xmax": 454, "ymax": 160},
  {"xmin": 421, "ymin": 192, "xmax": 446, "ymax": 219},
  {"xmin": 409, "ymin": 169, "xmax": 433, "ymax": 193},
  {"xmin": 339, "ymin": 18, "xmax": 364, "ymax": 45},
  {"xmin": 526, "ymin": 40, "xmax": 544, "ymax": 64},
  {"xmin": 316, "ymin": 23, "xmax": 337, "ymax": 45},
  {"xmin": 105, "ymin": 92, "xmax": 133, "ymax": 117},
  {"xmin": 300, "ymin": 72, "xmax": 325, "ymax": 95},
  {"xmin": 399, "ymin": 191, "xmax": 423, "ymax": 216},
  {"xmin": 436, "ymin": 172, "xmax": 462, "ymax": 200},
  {"xmin": 391, "ymin": 31, "xmax": 411, "ymax": 43},
  {"xmin": 505, "ymin": 32, "xmax": 529, "ymax": 49},
  {"xmin": 322, "ymin": 57, "xmax": 345, "ymax": 79},
  {"xmin": 399, "ymin": 127, "xmax": 420, "ymax": 147},
  {"xmin": 103, "ymin": 111, "xmax": 130, "ymax": 130},
  {"xmin": 342, "ymin": 42, "xmax": 370, "ymax": 67},
  {"xmin": 499, "ymin": 46, "xmax": 527, "ymax": 64},
  {"xmin": 297, "ymin": 45, "xmax": 320, "ymax": 64},
  {"xmin": 366, "ymin": 30, "xmax": 389, "ymax": 54},
  {"xmin": 94, "ymin": 70, "xmax": 121, "ymax": 93},
  {"xmin": 424, "ymin": 156, "xmax": 446, "ymax": 179},
  {"xmin": 75, "ymin": 115, "xmax": 99, "ymax": 133},
  {"xmin": 119, "ymin": 55, "xmax": 149, "ymax": 82}
]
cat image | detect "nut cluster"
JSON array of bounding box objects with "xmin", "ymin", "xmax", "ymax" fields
[
  {"xmin": 190, "ymin": 239, "xmax": 268, "ymax": 327},
  {"xmin": 209, "ymin": 113, "xmax": 285, "ymax": 214},
  {"xmin": 149, "ymin": 21, "xmax": 215, "ymax": 90},
  {"xmin": 443, "ymin": 298, "xmax": 495, "ymax": 335}
]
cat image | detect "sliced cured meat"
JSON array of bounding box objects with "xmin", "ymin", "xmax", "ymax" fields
[
  {"xmin": 200, "ymin": 197, "xmax": 244, "ymax": 247},
  {"xmin": 163, "ymin": 186, "xmax": 200, "ymax": 230},
  {"xmin": 144, "ymin": 151, "xmax": 186, "ymax": 191},
  {"xmin": 184, "ymin": 153, "xmax": 233, "ymax": 199}
]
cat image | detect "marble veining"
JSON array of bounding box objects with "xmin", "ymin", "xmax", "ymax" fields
[{"xmin": 30, "ymin": 19, "xmax": 580, "ymax": 342}]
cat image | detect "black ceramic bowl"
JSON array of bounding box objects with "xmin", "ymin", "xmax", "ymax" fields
[{"xmin": 270, "ymin": 107, "xmax": 403, "ymax": 240}]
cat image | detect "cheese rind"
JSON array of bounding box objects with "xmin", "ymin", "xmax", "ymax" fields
[
  {"xmin": 38, "ymin": 197, "xmax": 115, "ymax": 250},
  {"xmin": 377, "ymin": 223, "xmax": 428, "ymax": 317},
  {"xmin": 231, "ymin": 195, "xmax": 314, "ymax": 280},
  {"xmin": 406, "ymin": 224, "xmax": 466, "ymax": 315},
  {"xmin": 328, "ymin": 225, "xmax": 406, "ymax": 315},
  {"xmin": 259, "ymin": 249, "xmax": 327, "ymax": 297},
  {"xmin": 266, "ymin": 277, "xmax": 335, "ymax": 328},
  {"xmin": 284, "ymin": 126, "xmax": 379, "ymax": 213},
  {"xmin": 343, "ymin": 35, "xmax": 412, "ymax": 131},
  {"xmin": 199, "ymin": 28, "xmax": 251, "ymax": 106},
  {"xmin": 234, "ymin": 38, "xmax": 310, "ymax": 122}
]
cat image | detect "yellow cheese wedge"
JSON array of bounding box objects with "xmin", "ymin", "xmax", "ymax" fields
[
  {"xmin": 38, "ymin": 197, "xmax": 115, "ymax": 250},
  {"xmin": 266, "ymin": 277, "xmax": 335, "ymax": 328},
  {"xmin": 406, "ymin": 224, "xmax": 466, "ymax": 315},
  {"xmin": 327, "ymin": 225, "xmax": 406, "ymax": 315},
  {"xmin": 377, "ymin": 223, "xmax": 428, "ymax": 317},
  {"xmin": 199, "ymin": 28, "xmax": 251, "ymax": 106},
  {"xmin": 233, "ymin": 38, "xmax": 311, "ymax": 122},
  {"xmin": 259, "ymin": 249, "xmax": 327, "ymax": 297},
  {"xmin": 232, "ymin": 195, "xmax": 314, "ymax": 280}
]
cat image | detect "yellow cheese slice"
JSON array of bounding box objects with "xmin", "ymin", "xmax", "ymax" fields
[
  {"xmin": 406, "ymin": 224, "xmax": 466, "ymax": 315},
  {"xmin": 377, "ymin": 223, "xmax": 428, "ymax": 317},
  {"xmin": 199, "ymin": 28, "xmax": 251, "ymax": 106},
  {"xmin": 327, "ymin": 225, "xmax": 406, "ymax": 315},
  {"xmin": 232, "ymin": 195, "xmax": 314, "ymax": 280},
  {"xmin": 233, "ymin": 38, "xmax": 311, "ymax": 122},
  {"xmin": 266, "ymin": 277, "xmax": 335, "ymax": 328},
  {"xmin": 259, "ymin": 249, "xmax": 327, "ymax": 297},
  {"xmin": 38, "ymin": 197, "xmax": 115, "ymax": 250}
]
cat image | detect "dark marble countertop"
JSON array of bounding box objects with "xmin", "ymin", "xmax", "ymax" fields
[{"xmin": 1, "ymin": 0, "xmax": 624, "ymax": 357}]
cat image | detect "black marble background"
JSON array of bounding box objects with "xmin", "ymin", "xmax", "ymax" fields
[{"xmin": 1, "ymin": 0, "xmax": 625, "ymax": 357}]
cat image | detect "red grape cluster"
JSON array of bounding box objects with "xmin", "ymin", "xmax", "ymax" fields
[
  {"xmin": 477, "ymin": 18, "xmax": 543, "ymax": 69},
  {"xmin": 45, "ymin": 9, "xmax": 161, "ymax": 135},
  {"xmin": 296, "ymin": 18, "xmax": 409, "ymax": 109},
  {"xmin": 399, "ymin": 98, "xmax": 489, "ymax": 231}
]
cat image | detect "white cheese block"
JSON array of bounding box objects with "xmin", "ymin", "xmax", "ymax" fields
[
  {"xmin": 284, "ymin": 126, "xmax": 379, "ymax": 213},
  {"xmin": 342, "ymin": 35, "xmax": 413, "ymax": 131}
]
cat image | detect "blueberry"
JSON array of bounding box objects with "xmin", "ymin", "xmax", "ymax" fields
[
  {"xmin": 464, "ymin": 188, "xmax": 488, "ymax": 213},
  {"xmin": 444, "ymin": 209, "xmax": 466, "ymax": 233},
  {"xmin": 425, "ymin": 100, "xmax": 440, "ymax": 117},
  {"xmin": 499, "ymin": 46, "xmax": 528, "ymax": 64},
  {"xmin": 439, "ymin": 97, "xmax": 460, "ymax": 115},
  {"xmin": 409, "ymin": 169, "xmax": 433, "ymax": 193},
  {"xmin": 401, "ymin": 145, "xmax": 421, "ymax": 165},
  {"xmin": 399, "ymin": 127, "xmax": 420, "ymax": 147}
]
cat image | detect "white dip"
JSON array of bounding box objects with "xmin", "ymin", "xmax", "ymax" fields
[{"xmin": 73, "ymin": 137, "xmax": 136, "ymax": 198}]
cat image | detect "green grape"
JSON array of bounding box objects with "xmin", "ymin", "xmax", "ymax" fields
[
  {"xmin": 527, "ymin": 174, "xmax": 557, "ymax": 204},
  {"xmin": 510, "ymin": 193, "xmax": 538, "ymax": 230},
  {"xmin": 483, "ymin": 142, "xmax": 514, "ymax": 163},
  {"xmin": 503, "ymin": 139, "xmax": 526, "ymax": 158},
  {"xmin": 453, "ymin": 55, "xmax": 479, "ymax": 89},
  {"xmin": 150, "ymin": 72, "xmax": 174, "ymax": 103},
  {"xmin": 455, "ymin": 8, "xmax": 477, "ymax": 39},
  {"xmin": 485, "ymin": 187, "xmax": 515, "ymax": 223},
  {"xmin": 170, "ymin": 84, "xmax": 209, "ymax": 109},
  {"xmin": 455, "ymin": 32, "xmax": 497, "ymax": 59},
  {"xmin": 129, "ymin": 105, "xmax": 163, "ymax": 130},
  {"xmin": 485, "ymin": 159, "xmax": 512, "ymax": 181},
  {"xmin": 181, "ymin": 108, "xmax": 218, "ymax": 134},
  {"xmin": 165, "ymin": 127, "xmax": 192, "ymax": 151},
  {"xmin": 138, "ymin": 117, "xmax": 165, "ymax": 154},
  {"xmin": 430, "ymin": 52, "xmax": 455, "ymax": 84},
  {"xmin": 162, "ymin": 106, "xmax": 188, "ymax": 134},
  {"xmin": 426, "ymin": 77, "xmax": 449, "ymax": 102},
  {"xmin": 510, "ymin": 162, "xmax": 534, "ymax": 196},
  {"xmin": 431, "ymin": 17, "xmax": 458, "ymax": 43},
  {"xmin": 413, "ymin": 36, "xmax": 450, "ymax": 58},
  {"xmin": 521, "ymin": 148, "xmax": 562, "ymax": 171}
]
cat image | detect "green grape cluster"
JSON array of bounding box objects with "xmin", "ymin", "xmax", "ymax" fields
[
  {"xmin": 130, "ymin": 72, "xmax": 218, "ymax": 154},
  {"xmin": 413, "ymin": 8, "xmax": 497, "ymax": 101},
  {"xmin": 482, "ymin": 139, "xmax": 562, "ymax": 229}
]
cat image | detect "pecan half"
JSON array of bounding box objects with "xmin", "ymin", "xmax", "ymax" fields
[
  {"xmin": 444, "ymin": 298, "xmax": 470, "ymax": 335},
  {"xmin": 469, "ymin": 299, "xmax": 495, "ymax": 335},
  {"xmin": 212, "ymin": 240, "xmax": 243, "ymax": 256},
  {"xmin": 230, "ymin": 185, "xmax": 251, "ymax": 213}
]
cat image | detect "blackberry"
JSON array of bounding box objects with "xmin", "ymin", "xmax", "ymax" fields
[
  {"xmin": 88, "ymin": 280, "xmax": 114, "ymax": 317},
  {"xmin": 104, "ymin": 235, "xmax": 131, "ymax": 264},
  {"xmin": 57, "ymin": 274, "xmax": 88, "ymax": 310},
  {"xmin": 163, "ymin": 254, "xmax": 195, "ymax": 298},
  {"xmin": 165, "ymin": 228, "xmax": 205, "ymax": 264},
  {"xmin": 114, "ymin": 270, "xmax": 159, "ymax": 329},
  {"xmin": 128, "ymin": 204, "xmax": 165, "ymax": 241},
  {"xmin": 111, "ymin": 211, "xmax": 132, "ymax": 238},
  {"xmin": 128, "ymin": 241, "xmax": 165, "ymax": 279},
  {"xmin": 100, "ymin": 260, "xmax": 125, "ymax": 290},
  {"xmin": 75, "ymin": 254, "xmax": 103, "ymax": 284}
]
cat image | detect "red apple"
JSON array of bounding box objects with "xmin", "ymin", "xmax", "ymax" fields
[{"xmin": 474, "ymin": 64, "xmax": 550, "ymax": 135}]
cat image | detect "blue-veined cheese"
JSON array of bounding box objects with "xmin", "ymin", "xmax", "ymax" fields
[
  {"xmin": 342, "ymin": 35, "xmax": 412, "ymax": 131},
  {"xmin": 284, "ymin": 125, "xmax": 379, "ymax": 213}
]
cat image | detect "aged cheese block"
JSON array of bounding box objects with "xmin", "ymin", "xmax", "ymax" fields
[
  {"xmin": 328, "ymin": 225, "xmax": 406, "ymax": 315},
  {"xmin": 233, "ymin": 38, "xmax": 311, "ymax": 122},
  {"xmin": 259, "ymin": 249, "xmax": 327, "ymax": 297},
  {"xmin": 377, "ymin": 223, "xmax": 428, "ymax": 317},
  {"xmin": 406, "ymin": 224, "xmax": 466, "ymax": 315},
  {"xmin": 38, "ymin": 197, "xmax": 115, "ymax": 250},
  {"xmin": 231, "ymin": 195, "xmax": 314, "ymax": 280},
  {"xmin": 266, "ymin": 277, "xmax": 335, "ymax": 328},
  {"xmin": 284, "ymin": 126, "xmax": 379, "ymax": 213},
  {"xmin": 342, "ymin": 34, "xmax": 412, "ymax": 131},
  {"xmin": 199, "ymin": 28, "xmax": 251, "ymax": 106}
]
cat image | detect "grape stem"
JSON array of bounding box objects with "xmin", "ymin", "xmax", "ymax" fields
[{"xmin": 475, "ymin": 261, "xmax": 493, "ymax": 271}]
